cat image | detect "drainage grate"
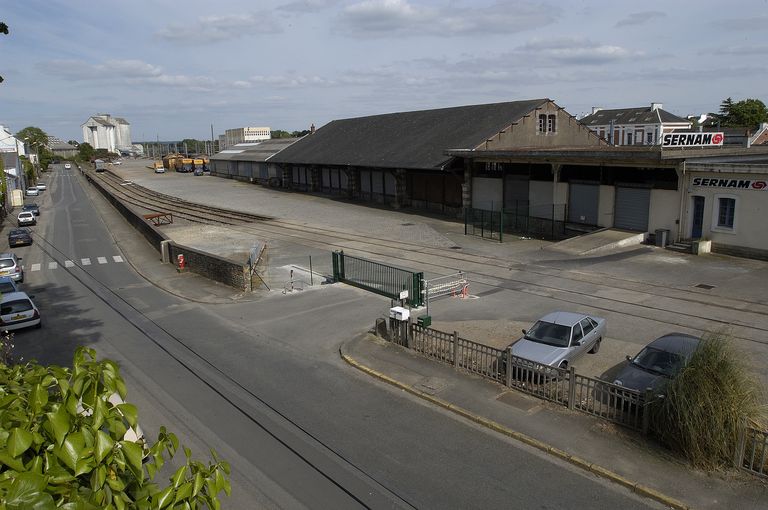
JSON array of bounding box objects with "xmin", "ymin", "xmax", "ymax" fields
[
  {"xmin": 401, "ymin": 223, "xmax": 415, "ymax": 226},
  {"xmin": 449, "ymin": 246, "xmax": 462, "ymax": 250},
  {"xmin": 695, "ymin": 283, "xmax": 715, "ymax": 290}
]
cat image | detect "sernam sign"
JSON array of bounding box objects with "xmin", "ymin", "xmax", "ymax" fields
[
  {"xmin": 662, "ymin": 132, "xmax": 724, "ymax": 147},
  {"xmin": 692, "ymin": 177, "xmax": 768, "ymax": 190}
]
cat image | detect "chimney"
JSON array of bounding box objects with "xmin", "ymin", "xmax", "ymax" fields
[
  {"xmin": 310, "ymin": 123, "xmax": 315, "ymax": 134},
  {"xmin": 650, "ymin": 102, "xmax": 663, "ymax": 111},
  {"xmin": 591, "ymin": 107, "xmax": 602, "ymax": 115}
]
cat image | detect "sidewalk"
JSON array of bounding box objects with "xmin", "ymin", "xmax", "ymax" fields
[{"xmin": 341, "ymin": 334, "xmax": 768, "ymax": 510}]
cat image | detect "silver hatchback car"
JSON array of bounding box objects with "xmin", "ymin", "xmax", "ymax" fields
[{"xmin": 508, "ymin": 311, "xmax": 606, "ymax": 369}]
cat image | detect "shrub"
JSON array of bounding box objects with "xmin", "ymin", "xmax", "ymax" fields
[
  {"xmin": 0, "ymin": 347, "xmax": 230, "ymax": 508},
  {"xmin": 648, "ymin": 331, "xmax": 766, "ymax": 469}
]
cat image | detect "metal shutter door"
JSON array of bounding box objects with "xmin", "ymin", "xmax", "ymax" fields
[
  {"xmin": 504, "ymin": 175, "xmax": 529, "ymax": 212},
  {"xmin": 568, "ymin": 183, "xmax": 599, "ymax": 225},
  {"xmin": 614, "ymin": 187, "xmax": 650, "ymax": 231}
]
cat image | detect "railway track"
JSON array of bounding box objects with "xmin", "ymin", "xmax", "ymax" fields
[{"xmin": 88, "ymin": 168, "xmax": 768, "ymax": 349}]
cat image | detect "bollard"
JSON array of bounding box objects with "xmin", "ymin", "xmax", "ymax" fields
[{"xmin": 177, "ymin": 254, "xmax": 186, "ymax": 269}]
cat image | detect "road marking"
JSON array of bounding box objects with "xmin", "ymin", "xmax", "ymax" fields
[
  {"xmin": 31, "ymin": 263, "xmax": 41, "ymax": 272},
  {"xmin": 49, "ymin": 262, "xmax": 57, "ymax": 270},
  {"xmin": 81, "ymin": 258, "xmax": 91, "ymax": 265},
  {"xmin": 65, "ymin": 260, "xmax": 74, "ymax": 268},
  {"xmin": 97, "ymin": 257, "xmax": 108, "ymax": 264},
  {"xmin": 113, "ymin": 255, "xmax": 124, "ymax": 263}
]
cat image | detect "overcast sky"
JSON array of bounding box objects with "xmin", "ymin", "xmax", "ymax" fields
[{"xmin": 2, "ymin": 0, "xmax": 767, "ymax": 143}]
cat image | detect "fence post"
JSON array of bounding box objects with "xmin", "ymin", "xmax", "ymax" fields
[
  {"xmin": 332, "ymin": 251, "xmax": 339, "ymax": 281},
  {"xmin": 642, "ymin": 388, "xmax": 653, "ymax": 435},
  {"xmin": 453, "ymin": 331, "xmax": 459, "ymax": 369},
  {"xmin": 505, "ymin": 347, "xmax": 513, "ymax": 388},
  {"xmin": 480, "ymin": 209, "xmax": 484, "ymax": 238},
  {"xmin": 734, "ymin": 418, "xmax": 747, "ymax": 469},
  {"xmin": 551, "ymin": 204, "xmax": 555, "ymax": 240},
  {"xmin": 339, "ymin": 250, "xmax": 345, "ymax": 279},
  {"xmin": 567, "ymin": 365, "xmax": 576, "ymax": 410},
  {"xmin": 499, "ymin": 209, "xmax": 504, "ymax": 243},
  {"xmin": 464, "ymin": 208, "xmax": 468, "ymax": 235}
]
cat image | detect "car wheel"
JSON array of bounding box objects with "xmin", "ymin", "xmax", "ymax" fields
[
  {"xmin": 559, "ymin": 360, "xmax": 568, "ymax": 370},
  {"xmin": 35, "ymin": 322, "xmax": 42, "ymax": 329},
  {"xmin": 589, "ymin": 337, "xmax": 602, "ymax": 354}
]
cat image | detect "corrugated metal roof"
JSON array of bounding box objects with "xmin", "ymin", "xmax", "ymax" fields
[
  {"xmin": 270, "ymin": 99, "xmax": 550, "ymax": 169},
  {"xmin": 210, "ymin": 138, "xmax": 299, "ymax": 162}
]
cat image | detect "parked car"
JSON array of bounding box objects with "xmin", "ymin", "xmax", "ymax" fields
[
  {"xmin": 8, "ymin": 228, "xmax": 33, "ymax": 247},
  {"xmin": 0, "ymin": 253, "xmax": 24, "ymax": 283},
  {"xmin": 17, "ymin": 211, "xmax": 36, "ymax": 227},
  {"xmin": 612, "ymin": 333, "xmax": 701, "ymax": 393},
  {"xmin": 504, "ymin": 311, "xmax": 606, "ymax": 370},
  {"xmin": 22, "ymin": 203, "xmax": 40, "ymax": 216},
  {"xmin": 35, "ymin": 182, "xmax": 47, "ymax": 191},
  {"xmin": 154, "ymin": 166, "xmax": 166, "ymax": 174},
  {"xmin": 25, "ymin": 187, "xmax": 39, "ymax": 197},
  {"xmin": 0, "ymin": 291, "xmax": 41, "ymax": 331},
  {"xmin": 193, "ymin": 167, "xmax": 204, "ymax": 176},
  {"xmin": 113, "ymin": 160, "xmax": 122, "ymax": 165},
  {"xmin": 0, "ymin": 276, "xmax": 19, "ymax": 295},
  {"xmin": 64, "ymin": 163, "xmax": 72, "ymax": 169}
]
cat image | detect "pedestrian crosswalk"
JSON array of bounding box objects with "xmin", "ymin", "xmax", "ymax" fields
[{"xmin": 26, "ymin": 255, "xmax": 126, "ymax": 272}]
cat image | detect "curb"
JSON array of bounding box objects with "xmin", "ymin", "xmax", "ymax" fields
[{"xmin": 340, "ymin": 347, "xmax": 691, "ymax": 510}]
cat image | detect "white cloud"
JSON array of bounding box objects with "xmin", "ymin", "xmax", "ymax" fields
[
  {"xmin": 278, "ymin": 0, "xmax": 339, "ymax": 13},
  {"xmin": 38, "ymin": 59, "xmax": 217, "ymax": 91},
  {"xmin": 515, "ymin": 38, "xmax": 640, "ymax": 64},
  {"xmin": 615, "ymin": 11, "xmax": 665, "ymax": 27},
  {"xmin": 716, "ymin": 15, "xmax": 768, "ymax": 31},
  {"xmin": 156, "ymin": 13, "xmax": 281, "ymax": 43},
  {"xmin": 337, "ymin": 0, "xmax": 558, "ymax": 37}
]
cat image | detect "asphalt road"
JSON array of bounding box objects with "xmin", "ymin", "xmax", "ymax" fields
[{"xmin": 7, "ymin": 164, "xmax": 662, "ymax": 509}]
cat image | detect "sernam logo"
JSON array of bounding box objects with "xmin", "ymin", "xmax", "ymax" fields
[
  {"xmin": 663, "ymin": 132, "xmax": 725, "ymax": 147},
  {"xmin": 692, "ymin": 177, "xmax": 768, "ymax": 190}
]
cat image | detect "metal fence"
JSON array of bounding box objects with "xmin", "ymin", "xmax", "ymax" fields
[
  {"xmin": 332, "ymin": 250, "xmax": 424, "ymax": 307},
  {"xmin": 393, "ymin": 322, "xmax": 648, "ymax": 432},
  {"xmin": 464, "ymin": 204, "xmax": 569, "ymax": 242},
  {"xmin": 736, "ymin": 425, "xmax": 768, "ymax": 478}
]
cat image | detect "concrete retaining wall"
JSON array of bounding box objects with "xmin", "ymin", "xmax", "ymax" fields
[{"xmin": 87, "ymin": 173, "xmax": 251, "ymax": 291}]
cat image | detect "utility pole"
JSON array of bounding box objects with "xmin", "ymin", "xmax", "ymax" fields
[{"xmin": 210, "ymin": 123, "xmax": 215, "ymax": 156}]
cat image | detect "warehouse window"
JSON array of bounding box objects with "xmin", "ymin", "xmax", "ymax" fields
[
  {"xmin": 717, "ymin": 197, "xmax": 735, "ymax": 228},
  {"xmin": 538, "ymin": 114, "xmax": 547, "ymax": 133},
  {"xmin": 538, "ymin": 114, "xmax": 557, "ymax": 134}
]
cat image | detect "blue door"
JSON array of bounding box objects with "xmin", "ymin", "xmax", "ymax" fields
[{"xmin": 691, "ymin": 196, "xmax": 705, "ymax": 239}]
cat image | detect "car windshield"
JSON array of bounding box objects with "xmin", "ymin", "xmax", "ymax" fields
[
  {"xmin": 0, "ymin": 283, "xmax": 15, "ymax": 293},
  {"xmin": 632, "ymin": 347, "xmax": 685, "ymax": 377},
  {"xmin": 1, "ymin": 299, "xmax": 32, "ymax": 315},
  {"xmin": 524, "ymin": 321, "xmax": 571, "ymax": 347},
  {"xmin": 0, "ymin": 260, "xmax": 15, "ymax": 268}
]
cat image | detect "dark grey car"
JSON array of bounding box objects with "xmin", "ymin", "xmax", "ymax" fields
[{"xmin": 613, "ymin": 333, "xmax": 701, "ymax": 392}]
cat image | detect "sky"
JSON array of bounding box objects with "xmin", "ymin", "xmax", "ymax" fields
[{"xmin": 1, "ymin": 0, "xmax": 767, "ymax": 143}]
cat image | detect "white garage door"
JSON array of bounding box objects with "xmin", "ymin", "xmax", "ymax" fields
[{"xmin": 614, "ymin": 186, "xmax": 650, "ymax": 231}]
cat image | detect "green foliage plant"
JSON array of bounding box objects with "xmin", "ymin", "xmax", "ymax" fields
[
  {"xmin": 0, "ymin": 347, "xmax": 230, "ymax": 509},
  {"xmin": 648, "ymin": 331, "xmax": 766, "ymax": 469}
]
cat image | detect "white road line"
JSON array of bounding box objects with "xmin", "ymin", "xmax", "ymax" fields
[
  {"xmin": 31, "ymin": 263, "xmax": 41, "ymax": 272},
  {"xmin": 49, "ymin": 262, "xmax": 58, "ymax": 270},
  {"xmin": 97, "ymin": 257, "xmax": 108, "ymax": 264},
  {"xmin": 65, "ymin": 260, "xmax": 74, "ymax": 268},
  {"xmin": 81, "ymin": 258, "xmax": 91, "ymax": 266},
  {"xmin": 113, "ymin": 255, "xmax": 124, "ymax": 263}
]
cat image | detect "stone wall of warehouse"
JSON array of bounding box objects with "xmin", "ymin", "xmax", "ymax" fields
[{"xmin": 167, "ymin": 243, "xmax": 249, "ymax": 290}]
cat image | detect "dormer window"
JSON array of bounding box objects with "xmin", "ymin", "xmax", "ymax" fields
[{"xmin": 538, "ymin": 114, "xmax": 557, "ymax": 134}]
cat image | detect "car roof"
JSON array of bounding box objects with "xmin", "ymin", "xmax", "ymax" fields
[
  {"xmin": 539, "ymin": 311, "xmax": 593, "ymax": 327},
  {"xmin": 0, "ymin": 276, "xmax": 14, "ymax": 283},
  {"xmin": 0, "ymin": 291, "xmax": 31, "ymax": 303},
  {"xmin": 9, "ymin": 228, "xmax": 29, "ymax": 233},
  {"xmin": 0, "ymin": 253, "xmax": 18, "ymax": 259},
  {"xmin": 647, "ymin": 333, "xmax": 701, "ymax": 356}
]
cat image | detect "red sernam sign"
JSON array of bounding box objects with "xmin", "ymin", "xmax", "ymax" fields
[{"xmin": 692, "ymin": 177, "xmax": 768, "ymax": 190}]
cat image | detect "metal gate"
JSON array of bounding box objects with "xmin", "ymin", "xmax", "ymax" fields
[
  {"xmin": 568, "ymin": 183, "xmax": 599, "ymax": 225},
  {"xmin": 614, "ymin": 186, "xmax": 650, "ymax": 231},
  {"xmin": 332, "ymin": 251, "xmax": 424, "ymax": 307}
]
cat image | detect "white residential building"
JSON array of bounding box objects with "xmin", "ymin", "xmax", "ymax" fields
[
  {"xmin": 579, "ymin": 103, "xmax": 691, "ymax": 146},
  {"xmin": 81, "ymin": 114, "xmax": 133, "ymax": 153},
  {"xmin": 224, "ymin": 127, "xmax": 271, "ymax": 148}
]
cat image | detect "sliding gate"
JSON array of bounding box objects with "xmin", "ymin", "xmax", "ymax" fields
[{"xmin": 332, "ymin": 250, "xmax": 424, "ymax": 307}]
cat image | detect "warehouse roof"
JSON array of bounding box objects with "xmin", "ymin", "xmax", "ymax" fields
[
  {"xmin": 580, "ymin": 106, "xmax": 690, "ymax": 126},
  {"xmin": 270, "ymin": 99, "xmax": 550, "ymax": 170},
  {"xmin": 210, "ymin": 138, "xmax": 299, "ymax": 163}
]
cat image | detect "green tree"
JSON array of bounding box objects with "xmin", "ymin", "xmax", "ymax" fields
[
  {"xmin": 78, "ymin": 142, "xmax": 95, "ymax": 161},
  {"xmin": 270, "ymin": 130, "xmax": 291, "ymax": 139},
  {"xmin": 291, "ymin": 130, "xmax": 311, "ymax": 137},
  {"xmin": 0, "ymin": 346, "xmax": 230, "ymax": 508},
  {"xmin": 726, "ymin": 99, "xmax": 768, "ymax": 128}
]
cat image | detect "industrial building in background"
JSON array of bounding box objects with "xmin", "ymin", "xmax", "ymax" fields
[
  {"xmin": 222, "ymin": 127, "xmax": 271, "ymax": 149},
  {"xmin": 81, "ymin": 114, "xmax": 133, "ymax": 154}
]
